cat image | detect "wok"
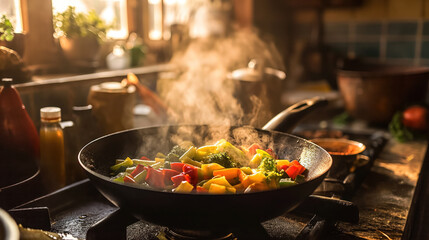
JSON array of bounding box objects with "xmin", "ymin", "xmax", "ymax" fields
[{"xmin": 78, "ymin": 97, "xmax": 332, "ymax": 232}]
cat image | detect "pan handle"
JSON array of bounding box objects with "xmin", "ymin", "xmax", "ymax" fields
[{"xmin": 262, "ymin": 96, "xmax": 329, "ymax": 133}]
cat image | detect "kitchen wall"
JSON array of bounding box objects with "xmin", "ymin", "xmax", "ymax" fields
[
  {"xmin": 324, "ymin": 0, "xmax": 429, "ymax": 66},
  {"xmin": 253, "ymin": 0, "xmax": 429, "ymax": 87}
]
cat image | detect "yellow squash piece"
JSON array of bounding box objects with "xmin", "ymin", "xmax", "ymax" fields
[
  {"xmin": 249, "ymin": 154, "xmax": 262, "ymax": 168},
  {"xmin": 201, "ymin": 163, "xmax": 224, "ymax": 179},
  {"xmin": 208, "ymin": 183, "xmax": 226, "ymax": 194},
  {"xmin": 181, "ymin": 156, "xmax": 202, "ymax": 167},
  {"xmin": 244, "ymin": 182, "xmax": 270, "ymax": 193},
  {"xmin": 226, "ymin": 186, "xmax": 237, "ymax": 194},
  {"xmin": 276, "ymin": 160, "xmax": 291, "ymax": 168},
  {"xmin": 240, "ymin": 167, "xmax": 253, "ymax": 175},
  {"xmin": 215, "ymin": 139, "xmax": 249, "ymax": 166},
  {"xmin": 111, "ymin": 157, "xmax": 134, "ymax": 172},
  {"xmin": 241, "ymin": 172, "xmax": 267, "ymax": 188},
  {"xmin": 249, "ymin": 149, "xmax": 273, "ymax": 168},
  {"xmin": 202, "ymin": 176, "xmax": 233, "ymax": 189},
  {"xmin": 179, "ymin": 146, "xmax": 197, "ymax": 161},
  {"xmin": 197, "ymin": 145, "xmax": 217, "ymax": 154},
  {"xmin": 233, "ymin": 183, "xmax": 245, "ymax": 193},
  {"xmin": 173, "ymin": 181, "xmax": 194, "ymax": 193}
]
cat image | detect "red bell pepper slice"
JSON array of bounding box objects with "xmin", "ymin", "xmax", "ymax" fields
[
  {"xmin": 196, "ymin": 186, "xmax": 208, "ymax": 193},
  {"xmin": 183, "ymin": 164, "xmax": 199, "ymax": 186},
  {"xmin": 162, "ymin": 169, "xmax": 181, "ymax": 185},
  {"xmin": 145, "ymin": 167, "xmax": 165, "ymax": 189},
  {"xmin": 278, "ymin": 164, "xmax": 289, "ymax": 172},
  {"xmin": 265, "ymin": 148, "xmax": 278, "ymax": 159},
  {"xmin": 130, "ymin": 164, "xmax": 146, "ymax": 177},
  {"xmin": 285, "ymin": 165, "xmax": 299, "ymax": 180},
  {"xmin": 247, "ymin": 143, "xmax": 262, "ymax": 156},
  {"xmin": 140, "ymin": 156, "xmax": 150, "ymax": 160},
  {"xmin": 170, "ymin": 162, "xmax": 185, "ymax": 172},
  {"xmin": 290, "ymin": 160, "xmax": 306, "ymax": 175},
  {"xmin": 171, "ymin": 173, "xmax": 191, "ymax": 187},
  {"xmin": 123, "ymin": 174, "xmax": 136, "ymax": 183}
]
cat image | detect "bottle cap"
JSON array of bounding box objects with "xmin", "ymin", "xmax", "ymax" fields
[
  {"xmin": 41, "ymin": 107, "xmax": 61, "ymax": 120},
  {"xmin": 2, "ymin": 78, "xmax": 13, "ymax": 87}
]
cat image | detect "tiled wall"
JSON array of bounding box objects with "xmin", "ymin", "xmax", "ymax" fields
[
  {"xmin": 324, "ymin": 20, "xmax": 429, "ymax": 66},
  {"xmin": 321, "ymin": 0, "xmax": 429, "ymax": 66}
]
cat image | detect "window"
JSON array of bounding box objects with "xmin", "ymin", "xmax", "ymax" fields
[
  {"xmin": 51, "ymin": 0, "xmax": 128, "ymax": 39},
  {"xmin": 147, "ymin": 0, "xmax": 193, "ymax": 41},
  {"xmin": 145, "ymin": 0, "xmax": 233, "ymax": 41},
  {"xmin": 0, "ymin": 0, "xmax": 23, "ymax": 33}
]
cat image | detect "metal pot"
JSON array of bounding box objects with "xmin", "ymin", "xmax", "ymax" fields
[
  {"xmin": 59, "ymin": 36, "xmax": 100, "ymax": 68},
  {"xmin": 337, "ymin": 61, "xmax": 429, "ymax": 124},
  {"xmin": 228, "ymin": 59, "xmax": 286, "ymax": 126}
]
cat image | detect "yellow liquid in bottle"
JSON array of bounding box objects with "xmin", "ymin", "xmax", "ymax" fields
[{"xmin": 39, "ymin": 123, "xmax": 66, "ymax": 192}]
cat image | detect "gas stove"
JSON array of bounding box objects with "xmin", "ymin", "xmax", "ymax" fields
[
  {"xmin": 9, "ymin": 179, "xmax": 359, "ymax": 240},
  {"xmin": 8, "ymin": 128, "xmax": 414, "ymax": 240}
]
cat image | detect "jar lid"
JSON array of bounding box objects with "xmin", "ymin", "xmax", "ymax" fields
[
  {"xmin": 100, "ymin": 82, "xmax": 125, "ymax": 92},
  {"xmin": 41, "ymin": 107, "xmax": 61, "ymax": 119}
]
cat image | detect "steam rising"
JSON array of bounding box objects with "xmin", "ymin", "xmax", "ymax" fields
[{"xmin": 158, "ymin": 28, "xmax": 285, "ymax": 127}]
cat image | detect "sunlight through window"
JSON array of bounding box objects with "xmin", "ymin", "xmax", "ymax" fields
[
  {"xmin": 52, "ymin": 0, "xmax": 128, "ymax": 39},
  {"xmin": 0, "ymin": 0, "xmax": 23, "ymax": 33}
]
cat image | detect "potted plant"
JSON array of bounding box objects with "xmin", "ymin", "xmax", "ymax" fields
[
  {"xmin": 0, "ymin": 14, "xmax": 14, "ymax": 42},
  {"xmin": 53, "ymin": 6, "xmax": 110, "ymax": 67},
  {"xmin": 0, "ymin": 14, "xmax": 25, "ymax": 57}
]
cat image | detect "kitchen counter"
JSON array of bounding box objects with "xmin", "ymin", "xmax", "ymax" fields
[
  {"xmin": 332, "ymin": 138, "xmax": 428, "ymax": 239},
  {"xmin": 285, "ymin": 82, "xmax": 428, "ymax": 239},
  {"xmin": 292, "ymin": 97, "xmax": 429, "ymax": 240}
]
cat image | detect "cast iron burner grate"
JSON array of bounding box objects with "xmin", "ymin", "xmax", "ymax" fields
[{"xmin": 9, "ymin": 129, "xmax": 387, "ymax": 240}]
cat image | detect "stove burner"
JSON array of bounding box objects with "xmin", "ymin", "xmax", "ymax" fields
[{"xmin": 162, "ymin": 229, "xmax": 235, "ymax": 240}]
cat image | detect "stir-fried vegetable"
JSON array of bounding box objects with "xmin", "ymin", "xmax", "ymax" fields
[
  {"xmin": 110, "ymin": 139, "xmax": 307, "ymax": 194},
  {"xmin": 202, "ymin": 152, "xmax": 239, "ymax": 168}
]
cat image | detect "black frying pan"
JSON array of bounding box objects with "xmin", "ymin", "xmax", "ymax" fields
[{"xmin": 78, "ymin": 97, "xmax": 332, "ymax": 232}]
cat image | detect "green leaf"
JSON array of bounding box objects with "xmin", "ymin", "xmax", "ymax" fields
[
  {"xmin": 388, "ymin": 112, "xmax": 414, "ymax": 142},
  {"xmin": 0, "ymin": 14, "xmax": 15, "ymax": 42},
  {"xmin": 53, "ymin": 6, "xmax": 111, "ymax": 40},
  {"xmin": 5, "ymin": 33, "xmax": 14, "ymax": 41}
]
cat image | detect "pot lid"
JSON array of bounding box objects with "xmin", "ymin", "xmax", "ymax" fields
[{"xmin": 230, "ymin": 59, "xmax": 286, "ymax": 82}]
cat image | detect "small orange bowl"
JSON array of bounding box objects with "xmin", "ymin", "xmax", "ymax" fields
[
  {"xmin": 311, "ymin": 138, "xmax": 366, "ymax": 178},
  {"xmin": 311, "ymin": 138, "xmax": 366, "ymax": 156}
]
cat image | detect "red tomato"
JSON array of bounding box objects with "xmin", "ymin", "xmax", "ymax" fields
[{"xmin": 402, "ymin": 105, "xmax": 428, "ymax": 131}]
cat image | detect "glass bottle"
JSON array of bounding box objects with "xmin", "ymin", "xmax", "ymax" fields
[
  {"xmin": 0, "ymin": 78, "xmax": 40, "ymax": 188},
  {"xmin": 39, "ymin": 107, "xmax": 66, "ymax": 192}
]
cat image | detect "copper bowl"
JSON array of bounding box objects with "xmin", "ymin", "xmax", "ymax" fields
[
  {"xmin": 337, "ymin": 62, "xmax": 429, "ymax": 124},
  {"xmin": 311, "ymin": 138, "xmax": 366, "ymax": 179}
]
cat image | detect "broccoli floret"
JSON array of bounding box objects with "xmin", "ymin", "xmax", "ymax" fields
[
  {"xmin": 203, "ymin": 152, "xmax": 241, "ymax": 168},
  {"xmin": 215, "ymin": 139, "xmax": 248, "ymax": 166},
  {"xmin": 258, "ymin": 157, "xmax": 283, "ymax": 180},
  {"xmin": 165, "ymin": 145, "xmax": 187, "ymax": 162}
]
